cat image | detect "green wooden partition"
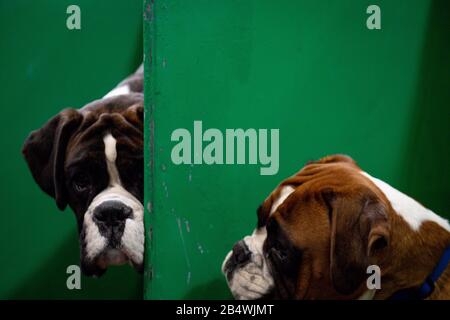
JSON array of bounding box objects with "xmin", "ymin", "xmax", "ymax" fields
[
  {"xmin": 0, "ymin": 0, "xmax": 142, "ymax": 299},
  {"xmin": 144, "ymin": 0, "xmax": 449, "ymax": 299}
]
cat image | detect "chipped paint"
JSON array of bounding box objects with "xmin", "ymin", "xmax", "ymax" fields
[
  {"xmin": 176, "ymin": 217, "xmax": 191, "ymax": 270},
  {"xmin": 162, "ymin": 180, "xmax": 169, "ymax": 198},
  {"xmin": 187, "ymin": 271, "xmax": 191, "ymax": 285},
  {"xmin": 148, "ymin": 226, "xmax": 153, "ymax": 241}
]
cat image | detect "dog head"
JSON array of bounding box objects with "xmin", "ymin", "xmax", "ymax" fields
[
  {"xmin": 223, "ymin": 155, "xmax": 394, "ymax": 299},
  {"xmin": 23, "ymin": 93, "xmax": 144, "ymax": 277}
]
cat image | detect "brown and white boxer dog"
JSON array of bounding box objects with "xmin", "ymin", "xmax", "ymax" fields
[
  {"xmin": 222, "ymin": 155, "xmax": 450, "ymax": 300},
  {"xmin": 22, "ymin": 65, "xmax": 144, "ymax": 277}
]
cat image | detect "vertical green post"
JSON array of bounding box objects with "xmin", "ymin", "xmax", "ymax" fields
[{"xmin": 143, "ymin": 0, "xmax": 156, "ymax": 299}]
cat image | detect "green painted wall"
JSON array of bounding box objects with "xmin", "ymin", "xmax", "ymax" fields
[
  {"xmin": 144, "ymin": 0, "xmax": 449, "ymax": 299},
  {"xmin": 0, "ymin": 1, "xmax": 143, "ymax": 299}
]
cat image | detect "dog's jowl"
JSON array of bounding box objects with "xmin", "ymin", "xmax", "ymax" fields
[{"xmin": 22, "ymin": 66, "xmax": 144, "ymax": 277}]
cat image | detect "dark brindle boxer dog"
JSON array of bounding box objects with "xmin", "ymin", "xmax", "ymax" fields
[
  {"xmin": 223, "ymin": 155, "xmax": 450, "ymax": 300},
  {"xmin": 23, "ymin": 65, "xmax": 144, "ymax": 277}
]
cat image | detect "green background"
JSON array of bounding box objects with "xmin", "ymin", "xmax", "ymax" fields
[
  {"xmin": 0, "ymin": 1, "xmax": 143, "ymax": 299},
  {"xmin": 0, "ymin": 0, "xmax": 448, "ymax": 300},
  {"xmin": 144, "ymin": 0, "xmax": 449, "ymax": 299}
]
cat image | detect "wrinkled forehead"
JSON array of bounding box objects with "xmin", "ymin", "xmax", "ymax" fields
[
  {"xmin": 65, "ymin": 135, "xmax": 106, "ymax": 169},
  {"xmin": 256, "ymin": 159, "xmax": 367, "ymax": 228},
  {"xmin": 66, "ymin": 109, "xmax": 142, "ymax": 160}
]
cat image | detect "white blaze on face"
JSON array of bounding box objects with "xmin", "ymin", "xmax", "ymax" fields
[
  {"xmin": 270, "ymin": 185, "xmax": 296, "ymax": 216},
  {"xmin": 362, "ymin": 172, "xmax": 450, "ymax": 232},
  {"xmin": 82, "ymin": 133, "xmax": 144, "ymax": 267},
  {"xmin": 104, "ymin": 133, "xmax": 120, "ymax": 185},
  {"xmin": 222, "ymin": 185, "xmax": 296, "ymax": 300}
]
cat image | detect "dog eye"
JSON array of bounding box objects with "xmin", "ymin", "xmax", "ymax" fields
[
  {"xmin": 271, "ymin": 247, "xmax": 288, "ymax": 261},
  {"xmin": 278, "ymin": 251, "xmax": 288, "ymax": 262},
  {"xmin": 72, "ymin": 175, "xmax": 90, "ymax": 193}
]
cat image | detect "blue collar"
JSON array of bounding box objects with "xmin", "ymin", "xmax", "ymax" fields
[{"xmin": 389, "ymin": 245, "xmax": 450, "ymax": 300}]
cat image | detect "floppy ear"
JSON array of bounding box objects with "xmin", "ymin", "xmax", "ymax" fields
[
  {"xmin": 22, "ymin": 109, "xmax": 82, "ymax": 210},
  {"xmin": 326, "ymin": 190, "xmax": 391, "ymax": 295}
]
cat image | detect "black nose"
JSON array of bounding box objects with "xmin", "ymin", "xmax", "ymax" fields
[
  {"xmin": 93, "ymin": 201, "xmax": 132, "ymax": 226},
  {"xmin": 232, "ymin": 240, "xmax": 251, "ymax": 265},
  {"xmin": 224, "ymin": 240, "xmax": 252, "ymax": 282}
]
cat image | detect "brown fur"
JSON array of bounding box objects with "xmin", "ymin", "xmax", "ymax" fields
[{"xmin": 260, "ymin": 155, "xmax": 450, "ymax": 299}]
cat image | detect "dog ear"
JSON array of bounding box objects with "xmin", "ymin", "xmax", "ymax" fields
[
  {"xmin": 325, "ymin": 190, "xmax": 391, "ymax": 295},
  {"xmin": 22, "ymin": 109, "xmax": 82, "ymax": 210}
]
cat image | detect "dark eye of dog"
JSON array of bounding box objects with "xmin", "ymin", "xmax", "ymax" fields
[
  {"xmin": 265, "ymin": 219, "xmax": 301, "ymax": 268},
  {"xmin": 72, "ymin": 175, "xmax": 90, "ymax": 193},
  {"xmin": 271, "ymin": 245, "xmax": 288, "ymax": 261},
  {"xmin": 268, "ymin": 235, "xmax": 288, "ymax": 260},
  {"xmin": 266, "ymin": 221, "xmax": 286, "ymax": 260}
]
